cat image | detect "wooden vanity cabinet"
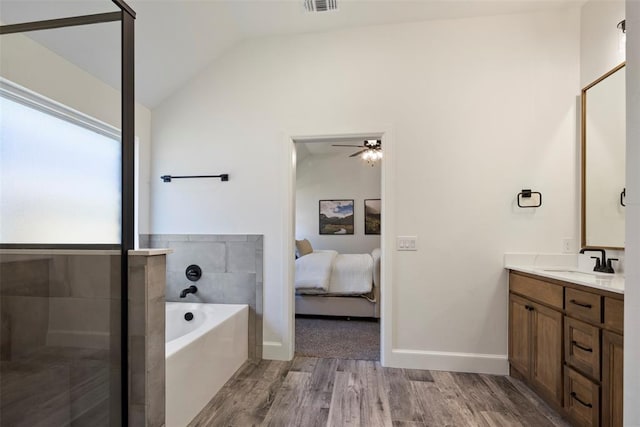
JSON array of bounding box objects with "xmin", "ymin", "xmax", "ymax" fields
[
  {"xmin": 565, "ymin": 366, "xmax": 600, "ymax": 427},
  {"xmin": 565, "ymin": 316, "xmax": 600, "ymax": 380},
  {"xmin": 508, "ymin": 294, "xmax": 532, "ymax": 378},
  {"xmin": 604, "ymin": 298, "xmax": 624, "ymax": 334},
  {"xmin": 508, "ymin": 271, "xmax": 624, "ymax": 426},
  {"xmin": 508, "ymin": 278, "xmax": 563, "ymax": 407},
  {"xmin": 563, "ymin": 290, "xmax": 625, "ymax": 427},
  {"xmin": 602, "ymin": 327, "xmax": 624, "ymax": 427},
  {"xmin": 566, "ymin": 287, "xmax": 602, "ymax": 324},
  {"xmin": 530, "ymin": 301, "xmax": 563, "ymax": 404}
]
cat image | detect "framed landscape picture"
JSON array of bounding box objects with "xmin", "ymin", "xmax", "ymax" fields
[
  {"xmin": 364, "ymin": 199, "xmax": 381, "ymax": 235},
  {"xmin": 319, "ymin": 200, "xmax": 354, "ymax": 235}
]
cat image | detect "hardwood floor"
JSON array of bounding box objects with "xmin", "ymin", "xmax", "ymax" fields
[{"xmin": 189, "ymin": 357, "xmax": 569, "ymax": 427}]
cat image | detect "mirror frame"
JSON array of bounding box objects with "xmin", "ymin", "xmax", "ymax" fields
[{"xmin": 581, "ymin": 62, "xmax": 626, "ymax": 250}]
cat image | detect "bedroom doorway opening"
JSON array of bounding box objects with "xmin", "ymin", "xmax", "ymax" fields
[{"xmin": 292, "ymin": 137, "xmax": 382, "ymax": 361}]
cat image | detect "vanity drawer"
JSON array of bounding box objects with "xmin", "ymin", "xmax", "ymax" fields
[
  {"xmin": 509, "ymin": 273, "xmax": 563, "ymax": 309},
  {"xmin": 565, "ymin": 316, "xmax": 601, "ymax": 380},
  {"xmin": 604, "ymin": 297, "xmax": 624, "ymax": 334},
  {"xmin": 566, "ymin": 288, "xmax": 602, "ymax": 324},
  {"xmin": 564, "ymin": 366, "xmax": 600, "ymax": 427}
]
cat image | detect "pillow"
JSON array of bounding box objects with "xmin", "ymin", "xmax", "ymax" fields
[{"xmin": 295, "ymin": 239, "xmax": 313, "ymax": 257}]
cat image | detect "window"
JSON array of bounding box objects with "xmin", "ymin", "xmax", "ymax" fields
[{"xmin": 0, "ymin": 79, "xmax": 122, "ymax": 245}]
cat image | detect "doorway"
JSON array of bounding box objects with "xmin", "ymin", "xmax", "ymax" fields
[{"xmin": 284, "ymin": 130, "xmax": 394, "ymax": 364}]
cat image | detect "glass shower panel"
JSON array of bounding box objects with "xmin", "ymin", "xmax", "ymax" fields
[
  {"xmin": 0, "ymin": 252, "xmax": 122, "ymax": 426},
  {"xmin": 0, "ymin": 17, "xmax": 123, "ymax": 427}
]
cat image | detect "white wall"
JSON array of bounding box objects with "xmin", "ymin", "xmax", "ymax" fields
[
  {"xmin": 624, "ymin": 0, "xmax": 640, "ymax": 424},
  {"xmin": 581, "ymin": 0, "xmax": 626, "ymax": 87},
  {"xmin": 296, "ymin": 152, "xmax": 381, "ymax": 254},
  {"xmin": 151, "ymin": 8, "xmax": 581, "ymax": 366},
  {"xmin": 0, "ymin": 30, "xmax": 152, "ymax": 235}
]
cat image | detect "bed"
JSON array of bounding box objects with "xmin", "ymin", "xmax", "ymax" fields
[{"xmin": 294, "ymin": 246, "xmax": 381, "ymax": 318}]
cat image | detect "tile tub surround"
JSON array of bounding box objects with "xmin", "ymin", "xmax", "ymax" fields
[
  {"xmin": 128, "ymin": 250, "xmax": 171, "ymax": 427},
  {"xmin": 143, "ymin": 234, "xmax": 263, "ymax": 360}
]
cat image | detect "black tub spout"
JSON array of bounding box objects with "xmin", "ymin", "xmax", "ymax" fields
[{"xmin": 179, "ymin": 285, "xmax": 198, "ymax": 298}]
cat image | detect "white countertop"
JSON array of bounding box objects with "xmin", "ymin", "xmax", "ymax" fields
[{"xmin": 505, "ymin": 253, "xmax": 624, "ymax": 295}]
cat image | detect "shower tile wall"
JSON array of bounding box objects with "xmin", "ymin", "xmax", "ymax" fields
[
  {"xmin": 143, "ymin": 234, "xmax": 263, "ymax": 360},
  {"xmin": 129, "ymin": 253, "xmax": 166, "ymax": 427}
]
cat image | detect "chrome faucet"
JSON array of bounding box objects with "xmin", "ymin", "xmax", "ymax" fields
[{"xmin": 179, "ymin": 285, "xmax": 198, "ymax": 298}]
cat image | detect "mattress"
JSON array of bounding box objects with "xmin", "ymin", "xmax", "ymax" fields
[{"xmin": 295, "ymin": 251, "xmax": 374, "ymax": 296}]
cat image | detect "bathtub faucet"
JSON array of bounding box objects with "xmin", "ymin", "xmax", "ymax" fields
[{"xmin": 179, "ymin": 285, "xmax": 198, "ymax": 298}]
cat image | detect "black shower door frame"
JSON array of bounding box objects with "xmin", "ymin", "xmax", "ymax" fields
[{"xmin": 0, "ymin": 1, "xmax": 136, "ymax": 424}]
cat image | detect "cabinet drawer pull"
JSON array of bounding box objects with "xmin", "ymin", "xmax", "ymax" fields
[
  {"xmin": 571, "ymin": 341, "xmax": 593, "ymax": 353},
  {"xmin": 525, "ymin": 305, "xmax": 533, "ymax": 311},
  {"xmin": 570, "ymin": 392, "xmax": 593, "ymax": 408},
  {"xmin": 569, "ymin": 299, "xmax": 592, "ymax": 309}
]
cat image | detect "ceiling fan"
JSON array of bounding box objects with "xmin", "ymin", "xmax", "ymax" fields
[{"xmin": 332, "ymin": 139, "xmax": 382, "ymax": 160}]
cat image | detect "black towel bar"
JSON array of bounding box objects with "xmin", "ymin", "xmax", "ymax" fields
[{"xmin": 161, "ymin": 174, "xmax": 229, "ymax": 183}]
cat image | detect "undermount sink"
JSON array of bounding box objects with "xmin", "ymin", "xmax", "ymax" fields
[{"xmin": 540, "ymin": 269, "xmax": 613, "ymax": 279}]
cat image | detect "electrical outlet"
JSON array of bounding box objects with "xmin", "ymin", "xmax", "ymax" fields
[
  {"xmin": 397, "ymin": 236, "xmax": 418, "ymax": 251},
  {"xmin": 562, "ymin": 238, "xmax": 573, "ymax": 253}
]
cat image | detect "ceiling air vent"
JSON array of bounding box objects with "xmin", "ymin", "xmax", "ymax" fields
[{"xmin": 304, "ymin": 0, "xmax": 338, "ymax": 12}]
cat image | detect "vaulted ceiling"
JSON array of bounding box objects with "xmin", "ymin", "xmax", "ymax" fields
[{"xmin": 0, "ymin": 0, "xmax": 582, "ymax": 108}]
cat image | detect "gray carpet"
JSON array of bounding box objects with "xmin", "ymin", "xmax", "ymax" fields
[{"xmin": 295, "ymin": 316, "xmax": 380, "ymax": 360}]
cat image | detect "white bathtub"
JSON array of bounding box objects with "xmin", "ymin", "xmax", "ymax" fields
[{"xmin": 165, "ymin": 302, "xmax": 248, "ymax": 427}]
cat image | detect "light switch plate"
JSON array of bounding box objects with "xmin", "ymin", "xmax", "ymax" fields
[
  {"xmin": 562, "ymin": 238, "xmax": 573, "ymax": 253},
  {"xmin": 397, "ymin": 236, "xmax": 418, "ymax": 251}
]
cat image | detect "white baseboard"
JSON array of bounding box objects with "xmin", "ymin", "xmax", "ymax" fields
[
  {"xmin": 386, "ymin": 348, "xmax": 509, "ymax": 375},
  {"xmin": 263, "ymin": 341, "xmax": 291, "ymax": 361},
  {"xmin": 262, "ymin": 341, "xmax": 508, "ymax": 375}
]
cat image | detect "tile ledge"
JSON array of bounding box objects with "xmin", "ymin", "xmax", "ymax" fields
[
  {"xmin": 129, "ymin": 248, "xmax": 173, "ymax": 256},
  {"xmin": 0, "ymin": 249, "xmax": 120, "ymax": 255}
]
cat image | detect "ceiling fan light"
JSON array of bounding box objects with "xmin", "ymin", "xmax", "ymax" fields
[{"xmin": 362, "ymin": 148, "xmax": 382, "ymax": 164}]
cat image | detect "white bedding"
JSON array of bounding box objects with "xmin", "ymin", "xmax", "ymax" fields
[
  {"xmin": 328, "ymin": 254, "xmax": 373, "ymax": 295},
  {"xmin": 294, "ymin": 250, "xmax": 337, "ymax": 293},
  {"xmin": 295, "ymin": 250, "xmax": 374, "ymax": 296}
]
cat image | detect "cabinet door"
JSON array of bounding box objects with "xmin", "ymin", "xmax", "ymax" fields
[
  {"xmin": 602, "ymin": 330, "xmax": 624, "ymax": 427},
  {"xmin": 530, "ymin": 301, "xmax": 563, "ymax": 405},
  {"xmin": 509, "ymin": 293, "xmax": 531, "ymax": 378}
]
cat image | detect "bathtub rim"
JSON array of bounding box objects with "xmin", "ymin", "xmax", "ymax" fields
[{"xmin": 165, "ymin": 302, "xmax": 248, "ymax": 359}]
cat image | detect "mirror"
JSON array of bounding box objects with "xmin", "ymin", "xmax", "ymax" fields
[{"xmin": 582, "ymin": 63, "xmax": 626, "ymax": 249}]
